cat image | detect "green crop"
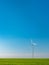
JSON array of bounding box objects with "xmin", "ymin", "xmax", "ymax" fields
[{"xmin": 0, "ymin": 58, "xmax": 49, "ymax": 65}]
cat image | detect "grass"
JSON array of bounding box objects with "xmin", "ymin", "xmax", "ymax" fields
[{"xmin": 0, "ymin": 58, "xmax": 49, "ymax": 65}]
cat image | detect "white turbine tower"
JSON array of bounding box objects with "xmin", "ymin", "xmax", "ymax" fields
[{"xmin": 31, "ymin": 40, "xmax": 36, "ymax": 58}]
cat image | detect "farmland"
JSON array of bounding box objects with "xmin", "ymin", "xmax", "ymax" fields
[{"xmin": 0, "ymin": 58, "xmax": 49, "ymax": 65}]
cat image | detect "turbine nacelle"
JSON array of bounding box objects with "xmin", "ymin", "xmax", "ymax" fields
[{"xmin": 31, "ymin": 40, "xmax": 37, "ymax": 46}]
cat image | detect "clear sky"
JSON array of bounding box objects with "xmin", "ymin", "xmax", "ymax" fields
[{"xmin": 0, "ymin": 0, "xmax": 49, "ymax": 58}]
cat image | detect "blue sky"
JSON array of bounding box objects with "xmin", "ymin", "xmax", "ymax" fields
[{"xmin": 0, "ymin": 0, "xmax": 49, "ymax": 58}]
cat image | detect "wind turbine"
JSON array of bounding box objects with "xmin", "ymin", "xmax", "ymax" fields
[{"xmin": 31, "ymin": 40, "xmax": 36, "ymax": 58}]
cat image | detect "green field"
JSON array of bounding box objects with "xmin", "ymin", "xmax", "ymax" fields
[{"xmin": 0, "ymin": 58, "xmax": 49, "ymax": 65}]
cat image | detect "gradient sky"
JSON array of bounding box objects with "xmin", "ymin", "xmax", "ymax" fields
[{"xmin": 0, "ymin": 0, "xmax": 49, "ymax": 58}]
